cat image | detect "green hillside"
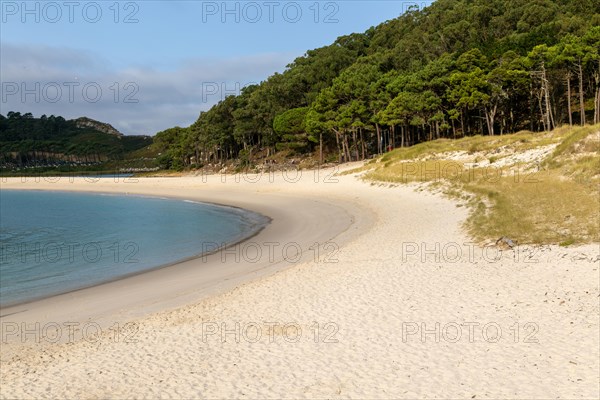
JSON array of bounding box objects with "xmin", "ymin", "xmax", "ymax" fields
[
  {"xmin": 0, "ymin": 112, "xmax": 156, "ymax": 173},
  {"xmin": 154, "ymin": 0, "xmax": 599, "ymax": 170}
]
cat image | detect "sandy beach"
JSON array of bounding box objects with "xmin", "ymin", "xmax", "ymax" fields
[{"xmin": 0, "ymin": 167, "xmax": 598, "ymax": 399}]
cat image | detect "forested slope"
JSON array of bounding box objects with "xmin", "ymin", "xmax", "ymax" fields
[
  {"xmin": 152, "ymin": 0, "xmax": 600, "ymax": 169},
  {"xmin": 0, "ymin": 112, "xmax": 153, "ymax": 170}
]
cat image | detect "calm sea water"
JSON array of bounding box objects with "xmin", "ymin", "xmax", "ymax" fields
[{"xmin": 0, "ymin": 190, "xmax": 268, "ymax": 306}]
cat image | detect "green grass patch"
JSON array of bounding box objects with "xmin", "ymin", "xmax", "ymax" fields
[
  {"xmin": 549, "ymin": 125, "xmax": 599, "ymax": 159},
  {"xmin": 379, "ymin": 129, "xmax": 566, "ymax": 165},
  {"xmin": 361, "ymin": 124, "xmax": 600, "ymax": 245},
  {"xmin": 462, "ymin": 172, "xmax": 599, "ymax": 244}
]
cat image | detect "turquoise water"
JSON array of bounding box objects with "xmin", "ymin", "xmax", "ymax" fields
[{"xmin": 0, "ymin": 190, "xmax": 268, "ymax": 306}]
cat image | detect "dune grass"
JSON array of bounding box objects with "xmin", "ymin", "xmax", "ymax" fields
[
  {"xmin": 377, "ymin": 128, "xmax": 569, "ymax": 164},
  {"xmin": 462, "ymin": 172, "xmax": 599, "ymax": 244},
  {"xmin": 360, "ymin": 125, "xmax": 600, "ymax": 245}
]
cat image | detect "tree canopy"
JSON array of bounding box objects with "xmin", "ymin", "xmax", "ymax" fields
[
  {"xmin": 0, "ymin": 112, "xmax": 152, "ymax": 169},
  {"xmin": 149, "ymin": 0, "xmax": 600, "ymax": 168}
]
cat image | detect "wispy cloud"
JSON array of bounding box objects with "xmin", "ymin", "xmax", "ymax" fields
[{"xmin": 1, "ymin": 43, "xmax": 296, "ymax": 135}]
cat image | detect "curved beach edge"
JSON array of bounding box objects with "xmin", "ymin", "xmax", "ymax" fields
[
  {"xmin": 0, "ymin": 169, "xmax": 375, "ymax": 329},
  {"xmin": 1, "ymin": 166, "xmax": 598, "ymax": 398}
]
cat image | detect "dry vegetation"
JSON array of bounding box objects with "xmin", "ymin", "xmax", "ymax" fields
[{"xmin": 356, "ymin": 125, "xmax": 600, "ymax": 245}]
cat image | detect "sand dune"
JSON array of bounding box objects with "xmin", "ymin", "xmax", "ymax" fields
[{"xmin": 1, "ymin": 167, "xmax": 598, "ymax": 398}]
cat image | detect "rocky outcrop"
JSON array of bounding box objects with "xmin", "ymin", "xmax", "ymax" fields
[{"xmin": 74, "ymin": 117, "xmax": 123, "ymax": 137}]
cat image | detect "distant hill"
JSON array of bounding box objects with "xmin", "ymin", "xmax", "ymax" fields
[
  {"xmin": 0, "ymin": 112, "xmax": 157, "ymax": 172},
  {"xmin": 73, "ymin": 117, "xmax": 123, "ymax": 137}
]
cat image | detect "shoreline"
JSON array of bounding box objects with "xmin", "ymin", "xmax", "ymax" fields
[
  {"xmin": 0, "ymin": 171, "xmax": 373, "ymax": 339},
  {"xmin": 0, "ymin": 188, "xmax": 272, "ymax": 309},
  {"xmin": 1, "ymin": 168, "xmax": 598, "ymax": 398}
]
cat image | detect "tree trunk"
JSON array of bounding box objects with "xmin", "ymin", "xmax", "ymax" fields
[
  {"xmin": 566, "ymin": 72, "xmax": 573, "ymax": 127},
  {"xmin": 401, "ymin": 125, "xmax": 405, "ymax": 148},
  {"xmin": 375, "ymin": 123, "xmax": 382, "ymax": 154},
  {"xmin": 529, "ymin": 83, "xmax": 535, "ymax": 132},
  {"xmin": 578, "ymin": 62, "xmax": 586, "ymax": 126},
  {"xmin": 539, "ymin": 63, "xmax": 554, "ymax": 131},
  {"xmin": 451, "ymin": 119, "xmax": 456, "ymax": 139},
  {"xmin": 595, "ymin": 87, "xmax": 600, "ymax": 124},
  {"xmin": 595, "ymin": 66, "xmax": 600, "ymax": 124},
  {"xmin": 537, "ymin": 87, "xmax": 547, "ymax": 131},
  {"xmin": 333, "ymin": 130, "xmax": 342, "ymax": 163},
  {"xmin": 467, "ymin": 110, "xmax": 472, "ymax": 135},
  {"xmin": 485, "ymin": 104, "xmax": 497, "ymax": 136},
  {"xmin": 485, "ymin": 111, "xmax": 492, "ymax": 136},
  {"xmin": 352, "ymin": 129, "xmax": 358, "ymax": 161},
  {"xmin": 359, "ymin": 128, "xmax": 366, "ymax": 160},
  {"xmin": 319, "ymin": 132, "xmax": 323, "ymax": 165},
  {"xmin": 344, "ymin": 134, "xmax": 351, "ymax": 162}
]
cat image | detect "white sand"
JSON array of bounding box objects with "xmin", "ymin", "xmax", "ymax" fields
[{"xmin": 1, "ymin": 167, "xmax": 598, "ymax": 399}]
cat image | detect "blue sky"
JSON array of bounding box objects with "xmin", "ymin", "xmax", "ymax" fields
[{"xmin": 1, "ymin": 1, "xmax": 432, "ymax": 135}]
